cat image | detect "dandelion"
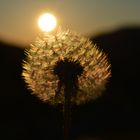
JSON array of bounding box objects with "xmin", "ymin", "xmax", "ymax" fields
[
  {"xmin": 22, "ymin": 29, "xmax": 111, "ymax": 105},
  {"xmin": 22, "ymin": 29, "xmax": 111, "ymax": 140}
]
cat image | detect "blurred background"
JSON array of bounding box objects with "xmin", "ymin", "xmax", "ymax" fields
[{"xmin": 0, "ymin": 0, "xmax": 140, "ymax": 140}]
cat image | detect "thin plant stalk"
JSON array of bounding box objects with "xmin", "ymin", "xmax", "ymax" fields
[{"xmin": 63, "ymin": 85, "xmax": 72, "ymax": 140}]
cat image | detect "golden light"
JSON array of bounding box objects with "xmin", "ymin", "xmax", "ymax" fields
[{"xmin": 38, "ymin": 13, "xmax": 57, "ymax": 32}]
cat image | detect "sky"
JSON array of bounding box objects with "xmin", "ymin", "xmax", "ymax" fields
[{"xmin": 0, "ymin": 0, "xmax": 140, "ymax": 46}]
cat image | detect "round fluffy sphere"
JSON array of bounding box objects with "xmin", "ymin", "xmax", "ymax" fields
[{"xmin": 22, "ymin": 29, "xmax": 111, "ymax": 105}]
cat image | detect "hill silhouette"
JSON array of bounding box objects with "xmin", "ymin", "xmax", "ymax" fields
[{"xmin": 0, "ymin": 27, "xmax": 140, "ymax": 139}]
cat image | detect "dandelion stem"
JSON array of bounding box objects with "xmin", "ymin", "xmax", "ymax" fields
[{"xmin": 64, "ymin": 85, "xmax": 72, "ymax": 140}]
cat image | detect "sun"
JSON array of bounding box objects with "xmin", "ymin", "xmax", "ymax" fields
[{"xmin": 38, "ymin": 13, "xmax": 57, "ymax": 32}]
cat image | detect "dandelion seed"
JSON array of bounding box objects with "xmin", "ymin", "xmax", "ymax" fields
[{"xmin": 22, "ymin": 29, "xmax": 111, "ymax": 105}]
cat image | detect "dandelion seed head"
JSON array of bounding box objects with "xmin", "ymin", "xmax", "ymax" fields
[{"xmin": 22, "ymin": 29, "xmax": 111, "ymax": 105}]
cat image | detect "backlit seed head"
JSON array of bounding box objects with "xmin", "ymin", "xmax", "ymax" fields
[{"xmin": 22, "ymin": 29, "xmax": 111, "ymax": 105}]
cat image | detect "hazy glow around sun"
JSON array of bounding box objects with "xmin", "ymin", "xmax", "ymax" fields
[{"xmin": 38, "ymin": 13, "xmax": 57, "ymax": 32}]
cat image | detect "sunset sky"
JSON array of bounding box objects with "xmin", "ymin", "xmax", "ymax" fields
[{"xmin": 0, "ymin": 0, "xmax": 140, "ymax": 46}]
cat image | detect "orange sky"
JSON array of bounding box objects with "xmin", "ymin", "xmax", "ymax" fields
[{"xmin": 0, "ymin": 0, "xmax": 140, "ymax": 46}]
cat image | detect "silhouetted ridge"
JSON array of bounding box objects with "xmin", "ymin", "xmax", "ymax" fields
[
  {"xmin": 0, "ymin": 26, "xmax": 140, "ymax": 139},
  {"xmin": 89, "ymin": 27, "xmax": 140, "ymax": 133}
]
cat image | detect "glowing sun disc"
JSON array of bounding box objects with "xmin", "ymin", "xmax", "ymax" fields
[{"xmin": 38, "ymin": 13, "xmax": 57, "ymax": 32}]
